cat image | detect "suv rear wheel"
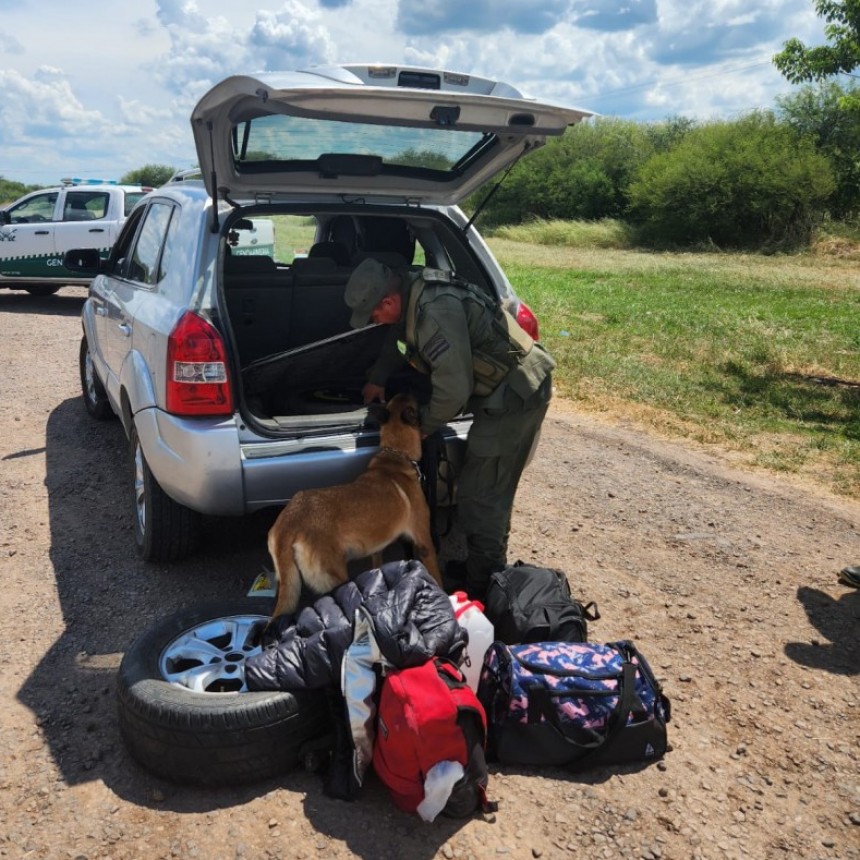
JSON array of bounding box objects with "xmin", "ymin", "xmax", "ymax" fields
[
  {"xmin": 130, "ymin": 425, "xmax": 200, "ymax": 561},
  {"xmin": 79, "ymin": 336, "xmax": 114, "ymax": 420}
]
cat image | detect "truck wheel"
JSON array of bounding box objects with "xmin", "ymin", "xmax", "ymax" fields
[
  {"xmin": 130, "ymin": 425, "xmax": 200, "ymax": 561},
  {"xmin": 24, "ymin": 285, "xmax": 60, "ymax": 296},
  {"xmin": 117, "ymin": 600, "xmax": 333, "ymax": 786},
  {"xmin": 79, "ymin": 336, "xmax": 114, "ymax": 420}
]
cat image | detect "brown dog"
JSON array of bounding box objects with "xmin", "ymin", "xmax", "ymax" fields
[{"xmin": 268, "ymin": 393, "xmax": 442, "ymax": 618}]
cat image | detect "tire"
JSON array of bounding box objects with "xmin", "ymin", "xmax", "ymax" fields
[
  {"xmin": 79, "ymin": 336, "xmax": 114, "ymax": 420},
  {"xmin": 116, "ymin": 600, "xmax": 333, "ymax": 786},
  {"xmin": 24, "ymin": 284, "xmax": 60, "ymax": 296},
  {"xmin": 130, "ymin": 425, "xmax": 200, "ymax": 562}
]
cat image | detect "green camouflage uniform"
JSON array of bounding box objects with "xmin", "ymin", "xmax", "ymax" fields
[{"xmin": 367, "ymin": 269, "xmax": 555, "ymax": 593}]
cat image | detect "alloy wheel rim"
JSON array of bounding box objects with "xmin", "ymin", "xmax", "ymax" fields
[
  {"xmin": 84, "ymin": 349, "xmax": 98, "ymax": 405},
  {"xmin": 133, "ymin": 441, "xmax": 146, "ymax": 534},
  {"xmin": 158, "ymin": 615, "xmax": 269, "ymax": 693}
]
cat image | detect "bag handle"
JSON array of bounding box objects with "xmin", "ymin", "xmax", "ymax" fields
[{"xmin": 526, "ymin": 661, "xmax": 641, "ymax": 761}]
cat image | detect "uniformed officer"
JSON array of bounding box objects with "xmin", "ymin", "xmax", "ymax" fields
[{"xmin": 344, "ymin": 257, "xmax": 555, "ymax": 599}]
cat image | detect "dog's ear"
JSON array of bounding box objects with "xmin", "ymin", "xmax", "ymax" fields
[
  {"xmin": 401, "ymin": 404, "xmax": 420, "ymax": 427},
  {"xmin": 367, "ymin": 401, "xmax": 390, "ymax": 425}
]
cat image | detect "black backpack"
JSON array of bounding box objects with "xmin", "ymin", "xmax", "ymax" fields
[{"xmin": 484, "ymin": 562, "xmax": 599, "ymax": 645}]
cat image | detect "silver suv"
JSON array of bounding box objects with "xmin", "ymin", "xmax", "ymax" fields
[{"xmin": 72, "ymin": 64, "xmax": 590, "ymax": 561}]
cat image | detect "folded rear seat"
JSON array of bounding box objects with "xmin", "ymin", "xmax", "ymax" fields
[
  {"xmin": 223, "ymin": 255, "xmax": 295, "ymax": 364},
  {"xmin": 288, "ymin": 257, "xmax": 354, "ymax": 348}
]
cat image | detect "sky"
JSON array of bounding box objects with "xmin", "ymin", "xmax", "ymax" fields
[{"xmin": 0, "ymin": 0, "xmax": 830, "ymax": 187}]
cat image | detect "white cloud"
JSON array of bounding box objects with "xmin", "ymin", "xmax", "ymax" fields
[
  {"xmin": 0, "ymin": 67, "xmax": 112, "ymax": 137},
  {"xmin": 117, "ymin": 97, "xmax": 176, "ymax": 127},
  {"xmin": 148, "ymin": 0, "xmax": 336, "ymax": 100},
  {"xmin": 248, "ymin": 3, "xmax": 338, "ymax": 70}
]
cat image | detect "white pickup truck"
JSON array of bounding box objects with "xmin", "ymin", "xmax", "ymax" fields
[
  {"xmin": 0, "ymin": 177, "xmax": 275, "ymax": 295},
  {"xmin": 0, "ymin": 179, "xmax": 151, "ymax": 295}
]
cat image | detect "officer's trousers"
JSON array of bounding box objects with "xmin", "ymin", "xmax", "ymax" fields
[{"xmin": 456, "ymin": 375, "xmax": 552, "ymax": 594}]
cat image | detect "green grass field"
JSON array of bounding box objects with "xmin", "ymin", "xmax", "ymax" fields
[{"xmin": 490, "ymin": 231, "xmax": 860, "ymax": 499}]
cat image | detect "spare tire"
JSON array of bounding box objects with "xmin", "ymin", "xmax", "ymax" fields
[{"xmin": 116, "ymin": 599, "xmax": 333, "ymax": 786}]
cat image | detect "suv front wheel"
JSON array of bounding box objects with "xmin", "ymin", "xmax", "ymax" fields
[{"xmin": 130, "ymin": 425, "xmax": 200, "ymax": 561}]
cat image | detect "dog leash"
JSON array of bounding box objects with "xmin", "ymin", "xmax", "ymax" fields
[{"xmin": 420, "ymin": 431, "xmax": 455, "ymax": 551}]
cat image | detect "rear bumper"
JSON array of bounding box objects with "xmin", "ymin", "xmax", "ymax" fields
[
  {"xmin": 134, "ymin": 408, "xmax": 246, "ymax": 516},
  {"xmin": 134, "ymin": 408, "xmax": 470, "ymax": 517}
]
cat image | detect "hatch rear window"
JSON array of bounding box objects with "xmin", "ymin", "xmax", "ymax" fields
[{"xmin": 231, "ymin": 114, "xmax": 491, "ymax": 178}]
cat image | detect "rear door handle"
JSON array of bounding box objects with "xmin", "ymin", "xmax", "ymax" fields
[
  {"xmin": 35, "ymin": 230, "xmax": 50, "ymax": 235},
  {"xmin": 88, "ymin": 228, "xmax": 105, "ymax": 233},
  {"xmin": 118, "ymin": 323, "xmax": 131, "ymax": 337}
]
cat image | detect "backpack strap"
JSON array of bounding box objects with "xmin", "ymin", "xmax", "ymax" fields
[{"xmin": 526, "ymin": 659, "xmax": 641, "ymax": 764}]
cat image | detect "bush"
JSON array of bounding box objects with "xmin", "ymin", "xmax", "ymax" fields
[
  {"xmin": 0, "ymin": 176, "xmax": 41, "ymax": 205},
  {"xmin": 472, "ymin": 117, "xmax": 671, "ymax": 226},
  {"xmin": 776, "ymin": 81, "xmax": 860, "ymax": 219},
  {"xmin": 120, "ymin": 164, "xmax": 178, "ymax": 188},
  {"xmin": 628, "ymin": 112, "xmax": 835, "ymax": 249}
]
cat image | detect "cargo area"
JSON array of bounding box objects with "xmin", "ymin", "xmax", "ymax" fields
[{"xmin": 222, "ymin": 213, "xmax": 441, "ymax": 424}]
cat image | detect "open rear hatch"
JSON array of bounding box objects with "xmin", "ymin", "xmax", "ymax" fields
[{"xmin": 191, "ymin": 64, "xmax": 592, "ymax": 207}]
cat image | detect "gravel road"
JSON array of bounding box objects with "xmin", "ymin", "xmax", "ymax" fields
[{"xmin": 1, "ymin": 286, "xmax": 858, "ymax": 860}]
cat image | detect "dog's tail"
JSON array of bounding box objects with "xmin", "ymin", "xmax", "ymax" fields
[{"xmin": 268, "ymin": 531, "xmax": 303, "ymax": 620}]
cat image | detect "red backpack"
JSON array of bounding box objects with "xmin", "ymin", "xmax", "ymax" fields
[{"xmin": 372, "ymin": 657, "xmax": 494, "ymax": 819}]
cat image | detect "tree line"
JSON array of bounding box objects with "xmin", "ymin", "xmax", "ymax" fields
[{"xmin": 469, "ymin": 80, "xmax": 859, "ymax": 251}]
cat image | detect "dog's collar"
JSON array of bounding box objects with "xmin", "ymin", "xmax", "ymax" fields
[{"xmin": 379, "ymin": 446, "xmax": 423, "ymax": 481}]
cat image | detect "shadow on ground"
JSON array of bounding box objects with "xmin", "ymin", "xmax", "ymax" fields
[
  {"xmin": 16, "ymin": 395, "xmax": 279, "ymax": 808},
  {"xmin": 0, "ymin": 290, "xmax": 85, "ymax": 317},
  {"xmin": 784, "ymin": 585, "xmax": 860, "ymax": 675}
]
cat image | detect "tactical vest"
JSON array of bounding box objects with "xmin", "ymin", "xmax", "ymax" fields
[{"xmin": 401, "ymin": 269, "xmax": 535, "ymax": 397}]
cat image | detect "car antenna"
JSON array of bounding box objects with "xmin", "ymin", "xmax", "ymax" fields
[
  {"xmin": 207, "ymin": 121, "xmax": 220, "ymax": 234},
  {"xmin": 463, "ymin": 142, "xmax": 532, "ymax": 234}
]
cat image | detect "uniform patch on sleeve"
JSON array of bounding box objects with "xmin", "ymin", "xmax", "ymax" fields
[{"xmin": 423, "ymin": 331, "xmax": 451, "ymax": 363}]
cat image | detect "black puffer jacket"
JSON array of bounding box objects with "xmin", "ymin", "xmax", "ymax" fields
[{"xmin": 245, "ymin": 559, "xmax": 466, "ymax": 691}]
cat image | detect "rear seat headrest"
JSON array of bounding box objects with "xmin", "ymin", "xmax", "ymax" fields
[
  {"xmin": 292, "ymin": 256, "xmax": 337, "ymax": 274},
  {"xmin": 308, "ymin": 241, "xmax": 351, "ymax": 267},
  {"xmin": 351, "ymin": 252, "xmax": 410, "ymax": 271},
  {"xmin": 224, "ymin": 254, "xmax": 277, "ymax": 273}
]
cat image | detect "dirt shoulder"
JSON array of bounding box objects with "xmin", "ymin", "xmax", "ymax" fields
[{"xmin": 1, "ymin": 287, "xmax": 858, "ymax": 860}]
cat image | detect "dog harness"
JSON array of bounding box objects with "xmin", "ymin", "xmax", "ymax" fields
[{"xmin": 379, "ymin": 446, "xmax": 423, "ymax": 481}]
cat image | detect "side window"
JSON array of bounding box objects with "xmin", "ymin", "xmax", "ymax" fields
[
  {"xmin": 157, "ymin": 207, "xmax": 180, "ymax": 282},
  {"xmin": 127, "ymin": 202, "xmax": 175, "ymax": 286},
  {"xmin": 123, "ymin": 191, "xmax": 148, "ymax": 216},
  {"xmin": 8, "ymin": 192, "xmax": 58, "ymax": 223},
  {"xmin": 109, "ymin": 208, "xmax": 145, "ymax": 277},
  {"xmin": 63, "ymin": 191, "xmax": 109, "ymax": 221}
]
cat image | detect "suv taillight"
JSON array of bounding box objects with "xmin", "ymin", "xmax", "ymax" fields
[
  {"xmin": 515, "ymin": 301, "xmax": 540, "ymax": 341},
  {"xmin": 166, "ymin": 311, "xmax": 233, "ymax": 416}
]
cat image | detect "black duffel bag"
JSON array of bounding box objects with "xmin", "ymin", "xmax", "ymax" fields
[
  {"xmin": 484, "ymin": 561, "xmax": 599, "ymax": 645},
  {"xmin": 477, "ymin": 639, "xmax": 671, "ymax": 769}
]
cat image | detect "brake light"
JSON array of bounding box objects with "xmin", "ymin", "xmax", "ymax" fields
[
  {"xmin": 166, "ymin": 311, "xmax": 233, "ymax": 416},
  {"xmin": 515, "ymin": 301, "xmax": 540, "ymax": 341}
]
